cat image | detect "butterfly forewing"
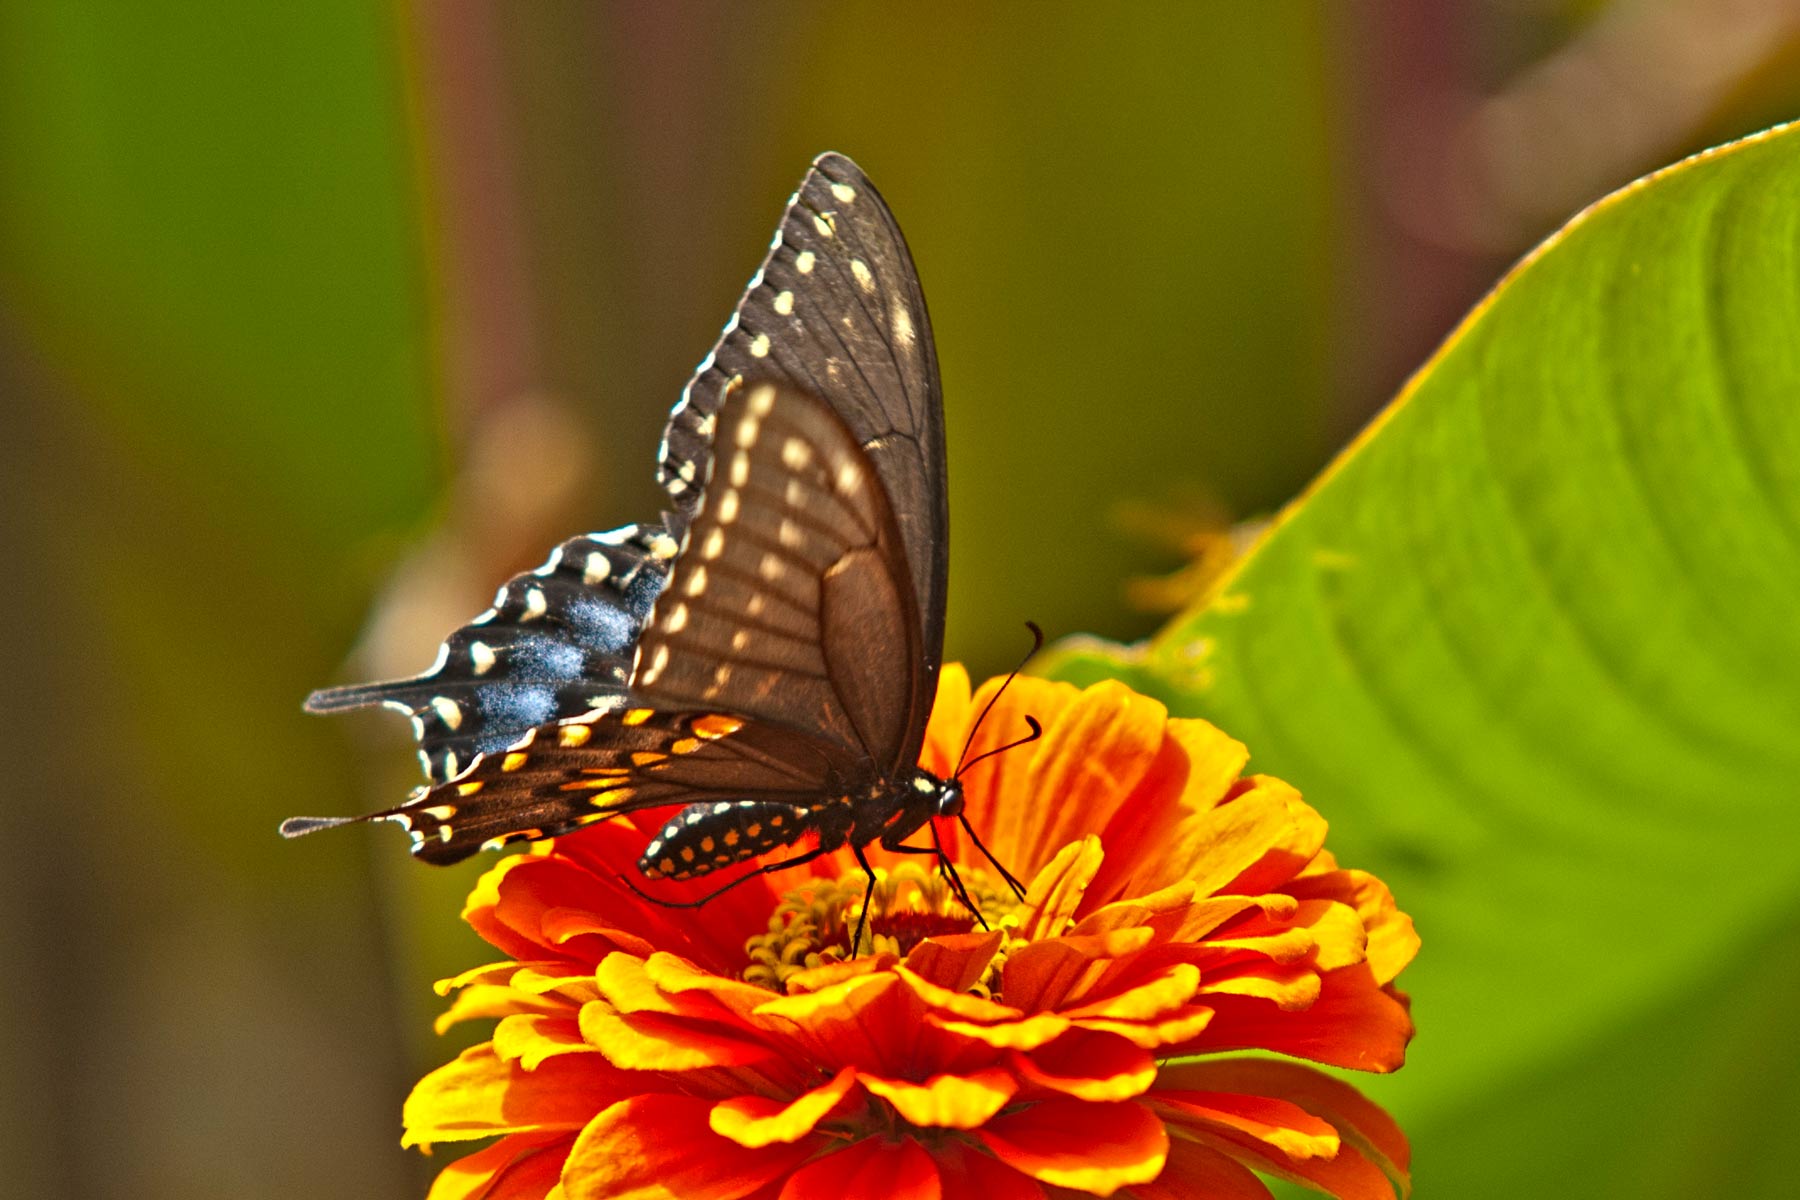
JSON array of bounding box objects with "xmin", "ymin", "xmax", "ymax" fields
[
  {"xmin": 660, "ymin": 154, "xmax": 947, "ymax": 698},
  {"xmin": 635, "ymin": 381, "xmax": 925, "ymax": 773},
  {"xmin": 290, "ymin": 153, "xmax": 952, "ymax": 875},
  {"xmin": 304, "ymin": 523, "xmax": 678, "ymax": 782}
]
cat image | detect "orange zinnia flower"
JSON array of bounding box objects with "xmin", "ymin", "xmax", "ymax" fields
[{"xmin": 405, "ymin": 669, "xmax": 1418, "ymax": 1199}]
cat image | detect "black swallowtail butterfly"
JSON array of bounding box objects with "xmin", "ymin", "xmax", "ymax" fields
[{"xmin": 285, "ymin": 153, "xmax": 1027, "ymax": 941}]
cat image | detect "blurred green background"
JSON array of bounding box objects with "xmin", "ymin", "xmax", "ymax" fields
[{"xmin": 4, "ymin": 3, "xmax": 1797, "ymax": 1196}]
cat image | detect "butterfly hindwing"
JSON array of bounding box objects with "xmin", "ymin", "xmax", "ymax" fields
[
  {"xmin": 635, "ymin": 380, "xmax": 927, "ymax": 772},
  {"xmin": 369, "ymin": 707, "xmax": 839, "ymax": 865},
  {"xmin": 304, "ymin": 523, "xmax": 678, "ymax": 783},
  {"xmin": 659, "ymin": 153, "xmax": 948, "ymax": 697}
]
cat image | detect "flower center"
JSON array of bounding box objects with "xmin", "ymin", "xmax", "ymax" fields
[{"xmin": 743, "ymin": 861, "xmax": 1020, "ymax": 992}]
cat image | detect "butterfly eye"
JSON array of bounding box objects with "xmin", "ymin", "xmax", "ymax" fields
[{"xmin": 934, "ymin": 781, "xmax": 964, "ymax": 819}]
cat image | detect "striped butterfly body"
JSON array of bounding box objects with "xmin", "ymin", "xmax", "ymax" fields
[{"xmin": 286, "ymin": 154, "xmax": 1007, "ymax": 936}]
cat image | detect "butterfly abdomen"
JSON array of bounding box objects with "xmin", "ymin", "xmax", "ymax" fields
[{"xmin": 639, "ymin": 798, "xmax": 847, "ymax": 881}]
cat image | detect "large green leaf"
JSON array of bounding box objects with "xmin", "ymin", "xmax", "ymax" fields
[{"xmin": 1044, "ymin": 122, "xmax": 1800, "ymax": 1196}]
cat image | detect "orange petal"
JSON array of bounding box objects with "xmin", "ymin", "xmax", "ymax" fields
[
  {"xmin": 540, "ymin": 907, "xmax": 658, "ymax": 959},
  {"xmin": 436, "ymin": 960, "xmax": 539, "ymax": 998},
  {"xmin": 1011, "ymin": 683, "xmax": 1170, "ymax": 878},
  {"xmin": 1157, "ymin": 1059, "xmax": 1410, "ymax": 1184},
  {"xmin": 1073, "ymin": 1004, "xmax": 1215, "ymax": 1050},
  {"xmin": 464, "ymin": 855, "xmax": 553, "ymax": 961},
  {"xmin": 425, "ymin": 1131, "xmax": 570, "ymax": 1200},
  {"xmin": 508, "ymin": 965, "xmax": 602, "ymax": 1003},
  {"xmin": 1150, "ymin": 1091, "xmax": 1339, "ymax": 1161},
  {"xmin": 933, "ymin": 1139, "xmax": 1047, "ymax": 1200},
  {"xmin": 1013, "ymin": 838, "xmax": 1105, "ymax": 943},
  {"xmin": 1011, "ymin": 1031, "xmax": 1155, "ymax": 1102},
  {"xmin": 976, "ymin": 1098, "xmax": 1168, "ymax": 1197},
  {"xmin": 777, "ymin": 1136, "xmax": 941, "ymax": 1200},
  {"xmin": 1197, "ymin": 898, "xmax": 1367, "ymax": 973},
  {"xmin": 494, "ymin": 1013, "xmax": 599, "ymax": 1069},
  {"xmin": 1068, "ymin": 883, "xmax": 1197, "ymax": 939},
  {"xmin": 1166, "ymin": 717, "xmax": 1253, "ymax": 812},
  {"xmin": 1283, "ymin": 868, "xmax": 1419, "ymax": 986},
  {"xmin": 1125, "ymin": 1136, "xmax": 1271, "ymax": 1200},
  {"xmin": 1196, "ymin": 962, "xmax": 1322, "ymax": 1011},
  {"xmin": 563, "ymin": 1093, "xmax": 817, "ymax": 1200},
  {"xmin": 926, "ymin": 1011, "xmax": 1071, "ymax": 1051},
  {"xmin": 1159, "ymin": 783, "xmax": 1325, "ymax": 901},
  {"xmin": 711, "ymin": 1066, "xmax": 860, "ymax": 1147},
  {"xmin": 858, "ymin": 1066, "xmax": 1017, "ymax": 1129},
  {"xmin": 1169, "ymin": 895, "xmax": 1296, "ymax": 943},
  {"xmin": 550, "ymin": 824, "xmax": 782, "ymax": 977},
  {"xmin": 904, "ymin": 930, "xmax": 1005, "ymax": 993},
  {"xmin": 920, "ymin": 663, "xmax": 975, "ymax": 778},
  {"xmin": 1188, "ymin": 1132, "xmax": 1396, "ymax": 1200},
  {"xmin": 1062, "ymin": 963, "xmax": 1201, "ymax": 1022},
  {"xmin": 1082, "ymin": 730, "xmax": 1191, "ymax": 911},
  {"xmin": 752, "ymin": 971, "xmax": 936, "ymax": 1072},
  {"xmin": 1177, "ymin": 964, "xmax": 1413, "ymax": 1072},
  {"xmin": 1002, "ymin": 928, "xmax": 1153, "ymax": 1014},
  {"xmin": 894, "ymin": 964, "xmax": 1025, "ymax": 1022},
  {"xmin": 434, "ymin": 983, "xmax": 569, "ymax": 1035},
  {"xmin": 578, "ymin": 1002, "xmax": 777, "ymax": 1071},
  {"xmin": 952, "ymin": 676, "xmax": 1080, "ymax": 867},
  {"xmin": 403, "ymin": 1043, "xmax": 630, "ymax": 1146},
  {"xmin": 595, "ymin": 951, "xmax": 765, "ymax": 1023}
]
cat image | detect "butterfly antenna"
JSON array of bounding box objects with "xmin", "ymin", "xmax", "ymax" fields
[
  {"xmin": 950, "ymin": 715, "xmax": 1041, "ymax": 900},
  {"xmin": 952, "ymin": 621, "xmax": 1044, "ymax": 779}
]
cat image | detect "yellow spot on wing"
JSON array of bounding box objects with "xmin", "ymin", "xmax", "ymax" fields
[
  {"xmin": 632, "ymin": 751, "xmax": 666, "ymax": 766},
  {"xmin": 622, "ymin": 709, "xmax": 654, "ymax": 726},
  {"xmin": 560, "ymin": 724, "xmax": 593, "ymax": 748},
  {"xmin": 692, "ymin": 714, "xmax": 742, "ymax": 739},
  {"xmin": 457, "ymin": 781, "xmax": 485, "ymax": 796},
  {"xmin": 502, "ymin": 752, "xmax": 529, "ymax": 772},
  {"xmin": 671, "ymin": 738, "xmax": 701, "ymax": 755}
]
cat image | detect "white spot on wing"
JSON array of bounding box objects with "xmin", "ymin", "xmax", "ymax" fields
[
  {"xmin": 749, "ymin": 333, "xmax": 771, "ymax": 359},
  {"xmin": 470, "ymin": 642, "xmax": 496, "ymax": 675},
  {"xmin": 583, "ymin": 552, "xmax": 611, "ymax": 585},
  {"xmin": 851, "ymin": 259, "xmax": 874, "ymax": 292},
  {"xmin": 523, "ymin": 588, "xmax": 548, "ymax": 620},
  {"xmin": 892, "ymin": 301, "xmax": 916, "ymax": 348},
  {"xmin": 830, "ymin": 182, "xmax": 856, "ymax": 203},
  {"xmin": 773, "ymin": 290, "xmax": 794, "ymax": 316},
  {"xmin": 431, "ymin": 696, "xmax": 463, "ymax": 731},
  {"xmin": 717, "ymin": 491, "xmax": 740, "ymax": 523},
  {"xmin": 795, "ymin": 250, "xmax": 815, "ymax": 274},
  {"xmin": 781, "ymin": 437, "xmax": 811, "ymax": 469}
]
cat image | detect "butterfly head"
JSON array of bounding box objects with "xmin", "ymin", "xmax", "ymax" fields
[{"xmin": 907, "ymin": 768, "xmax": 965, "ymax": 820}]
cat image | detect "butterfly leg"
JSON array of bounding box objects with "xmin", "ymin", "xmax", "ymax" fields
[
  {"xmin": 883, "ymin": 832, "xmax": 987, "ymax": 930},
  {"xmin": 618, "ymin": 845, "xmax": 826, "ymax": 910},
  {"xmin": 849, "ymin": 842, "xmax": 882, "ymax": 957},
  {"xmin": 956, "ymin": 813, "xmax": 1026, "ymax": 900}
]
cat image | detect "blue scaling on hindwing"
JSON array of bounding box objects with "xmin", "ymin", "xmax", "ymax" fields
[{"xmin": 306, "ymin": 521, "xmax": 682, "ymax": 783}]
